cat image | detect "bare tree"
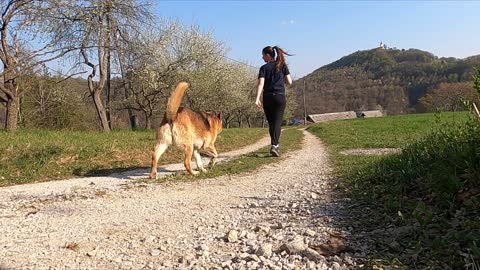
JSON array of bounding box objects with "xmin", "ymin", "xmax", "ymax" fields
[
  {"xmin": 112, "ymin": 28, "xmax": 138, "ymax": 129},
  {"xmin": 19, "ymin": 65, "xmax": 91, "ymax": 129},
  {"xmin": 119, "ymin": 20, "xmax": 225, "ymax": 129},
  {"xmin": 115, "ymin": 19, "xmax": 260, "ymax": 129},
  {"xmin": 63, "ymin": 0, "xmax": 153, "ymax": 131},
  {"xmin": 186, "ymin": 61, "xmax": 258, "ymax": 128},
  {"xmin": 0, "ymin": 0, "xmax": 78, "ymax": 131}
]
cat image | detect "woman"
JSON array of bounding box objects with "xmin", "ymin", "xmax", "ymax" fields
[{"xmin": 255, "ymin": 46, "xmax": 293, "ymax": 157}]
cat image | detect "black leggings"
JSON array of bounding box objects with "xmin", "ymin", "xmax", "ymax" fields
[{"xmin": 263, "ymin": 93, "xmax": 286, "ymax": 146}]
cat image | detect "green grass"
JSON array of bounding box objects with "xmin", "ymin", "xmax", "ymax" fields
[
  {"xmin": 308, "ymin": 112, "xmax": 469, "ymax": 181},
  {"xmin": 308, "ymin": 112, "xmax": 480, "ymax": 269},
  {"xmin": 155, "ymin": 127, "xmax": 304, "ymax": 183},
  {"xmin": 0, "ymin": 128, "xmax": 267, "ymax": 186},
  {"xmin": 308, "ymin": 112, "xmax": 464, "ymax": 150}
]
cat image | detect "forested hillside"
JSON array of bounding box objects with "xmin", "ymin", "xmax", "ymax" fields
[{"xmin": 293, "ymin": 48, "xmax": 480, "ymax": 116}]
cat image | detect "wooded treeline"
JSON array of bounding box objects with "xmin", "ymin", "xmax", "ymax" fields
[{"xmin": 0, "ymin": 0, "xmax": 298, "ymax": 131}]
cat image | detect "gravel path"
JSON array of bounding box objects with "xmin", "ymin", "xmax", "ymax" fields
[
  {"xmin": 0, "ymin": 135, "xmax": 271, "ymax": 199},
  {"xmin": 0, "ymin": 131, "xmax": 367, "ymax": 270}
]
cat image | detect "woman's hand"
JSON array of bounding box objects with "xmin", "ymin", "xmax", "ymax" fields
[{"xmin": 255, "ymin": 98, "xmax": 262, "ymax": 108}]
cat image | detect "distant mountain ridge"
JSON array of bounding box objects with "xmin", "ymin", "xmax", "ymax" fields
[{"xmin": 292, "ymin": 48, "xmax": 480, "ymax": 116}]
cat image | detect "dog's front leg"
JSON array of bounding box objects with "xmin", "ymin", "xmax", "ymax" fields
[
  {"xmin": 205, "ymin": 146, "xmax": 218, "ymax": 168},
  {"xmin": 193, "ymin": 149, "xmax": 207, "ymax": 173}
]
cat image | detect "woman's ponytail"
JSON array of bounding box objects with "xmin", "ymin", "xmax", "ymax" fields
[
  {"xmin": 262, "ymin": 45, "xmax": 292, "ymax": 72},
  {"xmin": 273, "ymin": 46, "xmax": 292, "ymax": 72}
]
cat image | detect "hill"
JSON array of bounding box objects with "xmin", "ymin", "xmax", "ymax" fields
[{"xmin": 292, "ymin": 48, "xmax": 480, "ymax": 116}]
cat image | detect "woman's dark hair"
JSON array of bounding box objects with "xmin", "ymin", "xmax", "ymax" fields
[{"xmin": 262, "ymin": 46, "xmax": 292, "ymax": 72}]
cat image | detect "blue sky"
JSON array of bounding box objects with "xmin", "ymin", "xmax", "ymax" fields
[{"xmin": 154, "ymin": 1, "xmax": 480, "ymax": 79}]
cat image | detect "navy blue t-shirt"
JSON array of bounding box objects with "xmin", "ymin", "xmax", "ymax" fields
[{"xmin": 258, "ymin": 61, "xmax": 290, "ymax": 94}]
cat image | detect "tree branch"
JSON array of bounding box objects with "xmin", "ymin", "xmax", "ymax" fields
[
  {"xmin": 13, "ymin": 17, "xmax": 31, "ymax": 58},
  {"xmin": 1, "ymin": 5, "xmax": 14, "ymax": 65},
  {"xmin": 51, "ymin": 71, "xmax": 88, "ymax": 84}
]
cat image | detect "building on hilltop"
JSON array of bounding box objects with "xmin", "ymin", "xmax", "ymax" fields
[{"xmin": 379, "ymin": 41, "xmax": 385, "ymax": 49}]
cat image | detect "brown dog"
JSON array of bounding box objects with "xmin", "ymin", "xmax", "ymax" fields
[{"xmin": 149, "ymin": 82, "xmax": 223, "ymax": 178}]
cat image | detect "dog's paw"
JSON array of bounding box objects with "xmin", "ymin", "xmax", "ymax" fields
[
  {"xmin": 191, "ymin": 170, "xmax": 200, "ymax": 176},
  {"xmin": 201, "ymin": 168, "xmax": 207, "ymax": 173},
  {"xmin": 149, "ymin": 173, "xmax": 157, "ymax": 179}
]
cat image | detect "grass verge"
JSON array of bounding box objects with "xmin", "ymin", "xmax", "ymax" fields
[
  {"xmin": 307, "ymin": 112, "xmax": 468, "ymax": 179},
  {"xmin": 308, "ymin": 112, "xmax": 479, "ymax": 269},
  {"xmin": 0, "ymin": 128, "xmax": 267, "ymax": 186}
]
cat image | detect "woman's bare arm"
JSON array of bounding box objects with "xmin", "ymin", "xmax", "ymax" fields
[
  {"xmin": 285, "ymin": 74, "xmax": 292, "ymax": 86},
  {"xmin": 255, "ymin": 78, "xmax": 265, "ymax": 108}
]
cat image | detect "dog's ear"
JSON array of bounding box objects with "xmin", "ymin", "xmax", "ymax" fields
[{"xmin": 217, "ymin": 111, "xmax": 222, "ymax": 120}]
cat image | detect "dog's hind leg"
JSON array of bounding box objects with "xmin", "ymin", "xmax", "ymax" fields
[
  {"xmin": 149, "ymin": 142, "xmax": 169, "ymax": 179},
  {"xmin": 149, "ymin": 125, "xmax": 172, "ymax": 179},
  {"xmin": 183, "ymin": 144, "xmax": 199, "ymax": 175},
  {"xmin": 193, "ymin": 149, "xmax": 207, "ymax": 173}
]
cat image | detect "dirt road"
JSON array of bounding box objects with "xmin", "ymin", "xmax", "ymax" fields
[{"xmin": 0, "ymin": 131, "xmax": 365, "ymax": 270}]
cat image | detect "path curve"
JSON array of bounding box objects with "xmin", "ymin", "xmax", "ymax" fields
[
  {"xmin": 0, "ymin": 131, "xmax": 365, "ymax": 270},
  {"xmin": 0, "ymin": 135, "xmax": 271, "ymax": 200}
]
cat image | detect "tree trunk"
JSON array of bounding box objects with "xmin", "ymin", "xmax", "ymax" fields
[
  {"xmin": 5, "ymin": 95, "xmax": 19, "ymax": 131},
  {"xmin": 92, "ymin": 91, "xmax": 110, "ymax": 132},
  {"xmin": 224, "ymin": 115, "xmax": 232, "ymax": 129},
  {"xmin": 105, "ymin": 12, "xmax": 113, "ymax": 130},
  {"xmin": 145, "ymin": 118, "xmax": 152, "ymax": 129},
  {"xmin": 144, "ymin": 111, "xmax": 152, "ymax": 129},
  {"xmin": 246, "ymin": 117, "xmax": 251, "ymax": 128},
  {"xmin": 116, "ymin": 46, "xmax": 137, "ymax": 130},
  {"xmin": 82, "ymin": 11, "xmax": 111, "ymax": 132},
  {"xmin": 131, "ymin": 115, "xmax": 139, "ymax": 129},
  {"xmin": 123, "ymin": 82, "xmax": 137, "ymax": 130},
  {"xmin": 3, "ymin": 77, "xmax": 19, "ymax": 131},
  {"xmin": 106, "ymin": 51, "xmax": 112, "ymax": 130}
]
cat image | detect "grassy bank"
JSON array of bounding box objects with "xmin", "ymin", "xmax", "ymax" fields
[
  {"xmin": 308, "ymin": 112, "xmax": 479, "ymax": 269},
  {"xmin": 0, "ymin": 128, "xmax": 267, "ymax": 186},
  {"xmin": 308, "ymin": 112, "xmax": 468, "ymax": 178}
]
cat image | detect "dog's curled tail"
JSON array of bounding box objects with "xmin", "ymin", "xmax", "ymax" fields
[{"xmin": 165, "ymin": 82, "xmax": 189, "ymax": 123}]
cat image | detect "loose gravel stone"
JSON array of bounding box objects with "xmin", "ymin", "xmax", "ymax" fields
[
  {"xmin": 256, "ymin": 243, "xmax": 273, "ymax": 258},
  {"xmin": 280, "ymin": 239, "xmax": 307, "ymax": 254},
  {"xmin": 226, "ymin": 230, "xmax": 238, "ymax": 242}
]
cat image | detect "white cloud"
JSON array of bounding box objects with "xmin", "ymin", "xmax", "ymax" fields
[{"xmin": 281, "ymin": 19, "xmax": 296, "ymax": 25}]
